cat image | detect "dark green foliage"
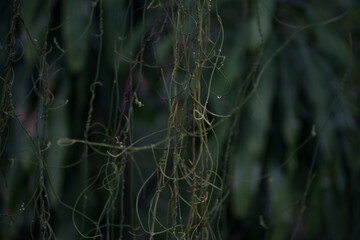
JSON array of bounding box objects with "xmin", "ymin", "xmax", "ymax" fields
[{"xmin": 1, "ymin": 0, "xmax": 359, "ymax": 239}]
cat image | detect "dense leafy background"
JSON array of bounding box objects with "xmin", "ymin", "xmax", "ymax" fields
[{"xmin": 1, "ymin": 0, "xmax": 360, "ymax": 239}]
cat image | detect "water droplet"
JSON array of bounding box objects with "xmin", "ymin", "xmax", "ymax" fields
[
  {"xmin": 217, "ymin": 95, "xmax": 222, "ymax": 99},
  {"xmin": 44, "ymin": 194, "xmax": 47, "ymax": 198},
  {"xmin": 84, "ymin": 195, "xmax": 88, "ymax": 200}
]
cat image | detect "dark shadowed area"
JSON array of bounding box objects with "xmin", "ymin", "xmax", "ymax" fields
[{"xmin": 1, "ymin": 0, "xmax": 360, "ymax": 239}]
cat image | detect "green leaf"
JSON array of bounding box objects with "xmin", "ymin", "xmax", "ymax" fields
[{"xmin": 62, "ymin": 0, "xmax": 92, "ymax": 72}]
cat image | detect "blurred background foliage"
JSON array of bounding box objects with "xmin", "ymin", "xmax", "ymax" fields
[{"xmin": 1, "ymin": 0, "xmax": 360, "ymax": 239}]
